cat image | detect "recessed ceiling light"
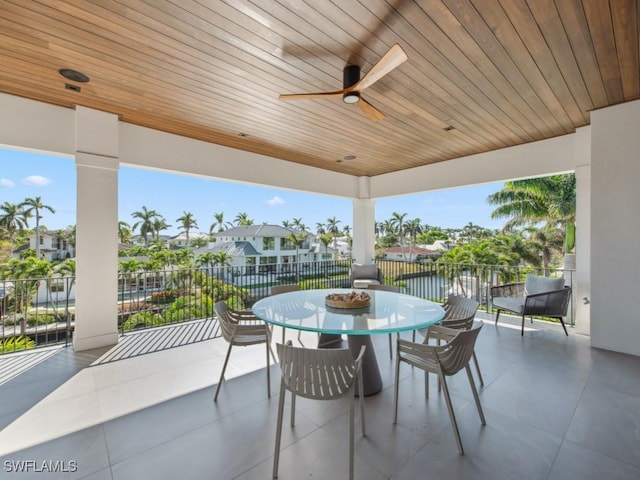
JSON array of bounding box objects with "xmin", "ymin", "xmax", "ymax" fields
[
  {"xmin": 443, "ymin": 125, "xmax": 455, "ymax": 131},
  {"xmin": 58, "ymin": 68, "xmax": 89, "ymax": 83},
  {"xmin": 343, "ymin": 155, "xmax": 357, "ymax": 161},
  {"xmin": 238, "ymin": 132, "xmax": 249, "ymax": 137}
]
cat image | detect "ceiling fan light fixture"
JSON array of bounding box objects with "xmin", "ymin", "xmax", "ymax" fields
[{"xmin": 343, "ymin": 91, "xmax": 360, "ymax": 104}]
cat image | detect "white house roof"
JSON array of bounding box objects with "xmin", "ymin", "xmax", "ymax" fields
[
  {"xmin": 214, "ymin": 224, "xmax": 303, "ymax": 238},
  {"xmin": 194, "ymin": 241, "xmax": 261, "ymax": 257},
  {"xmin": 170, "ymin": 232, "xmax": 209, "ymax": 241}
]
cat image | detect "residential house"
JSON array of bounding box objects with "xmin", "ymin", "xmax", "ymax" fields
[
  {"xmin": 170, "ymin": 231, "xmax": 209, "ymax": 248},
  {"xmin": 196, "ymin": 225, "xmax": 313, "ymax": 274},
  {"xmin": 382, "ymin": 245, "xmax": 436, "ymax": 262},
  {"xmin": 12, "ymin": 230, "xmax": 75, "ymax": 262}
]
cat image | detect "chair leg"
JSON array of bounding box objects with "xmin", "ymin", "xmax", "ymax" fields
[
  {"xmin": 266, "ymin": 339, "xmax": 271, "ymax": 399},
  {"xmin": 358, "ymin": 369, "xmax": 366, "ymax": 437},
  {"xmin": 349, "ymin": 391, "xmax": 355, "ymax": 480},
  {"xmin": 425, "ymin": 371, "xmax": 430, "ymax": 398},
  {"xmin": 290, "ymin": 393, "xmax": 296, "ymax": 427},
  {"xmin": 440, "ymin": 373, "xmax": 464, "ymax": 455},
  {"xmin": 273, "ymin": 383, "xmax": 287, "ymax": 479},
  {"xmin": 521, "ymin": 315, "xmax": 525, "ymax": 336},
  {"xmin": 495, "ymin": 309, "xmax": 501, "ymax": 325},
  {"xmin": 466, "ymin": 365, "xmax": 486, "ymax": 426},
  {"xmin": 472, "ymin": 351, "xmax": 484, "ymax": 386},
  {"xmin": 388, "ymin": 333, "xmax": 393, "ymax": 359},
  {"xmin": 214, "ymin": 341, "xmax": 234, "ymax": 402},
  {"xmin": 393, "ymin": 355, "xmax": 401, "ymax": 424},
  {"xmin": 557, "ymin": 316, "xmax": 569, "ymax": 336}
]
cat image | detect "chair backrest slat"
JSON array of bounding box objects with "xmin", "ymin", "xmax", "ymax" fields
[
  {"xmin": 277, "ymin": 342, "xmax": 360, "ymax": 400},
  {"xmin": 435, "ymin": 324, "xmax": 482, "ymax": 376}
]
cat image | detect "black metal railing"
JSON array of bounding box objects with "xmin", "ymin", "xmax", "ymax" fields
[
  {"xmin": 0, "ymin": 259, "xmax": 576, "ymax": 355},
  {"xmin": 0, "ymin": 276, "xmax": 74, "ymax": 354}
]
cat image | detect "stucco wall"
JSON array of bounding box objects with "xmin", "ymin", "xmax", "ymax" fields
[{"xmin": 590, "ymin": 99, "xmax": 640, "ymax": 356}]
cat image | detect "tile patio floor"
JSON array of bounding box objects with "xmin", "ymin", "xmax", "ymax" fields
[{"xmin": 1, "ymin": 313, "xmax": 639, "ymax": 479}]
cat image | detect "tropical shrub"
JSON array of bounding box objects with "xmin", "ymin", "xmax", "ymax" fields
[
  {"xmin": 121, "ymin": 311, "xmax": 164, "ymax": 331},
  {"xmin": 0, "ymin": 336, "xmax": 35, "ymax": 353},
  {"xmin": 150, "ymin": 289, "xmax": 178, "ymax": 304},
  {"xmin": 26, "ymin": 313, "xmax": 58, "ymax": 327}
]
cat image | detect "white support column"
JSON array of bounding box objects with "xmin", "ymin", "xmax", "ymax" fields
[
  {"xmin": 591, "ymin": 99, "xmax": 640, "ymax": 356},
  {"xmin": 352, "ymin": 177, "xmax": 376, "ymax": 264},
  {"xmin": 574, "ymin": 127, "xmax": 591, "ymax": 336},
  {"xmin": 73, "ymin": 107, "xmax": 120, "ymax": 351}
]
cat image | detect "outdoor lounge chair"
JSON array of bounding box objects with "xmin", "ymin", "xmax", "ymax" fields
[
  {"xmin": 350, "ymin": 263, "xmax": 383, "ymax": 289},
  {"xmin": 491, "ymin": 274, "xmax": 571, "ymax": 336}
]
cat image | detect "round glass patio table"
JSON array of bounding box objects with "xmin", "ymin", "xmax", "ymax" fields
[{"xmin": 252, "ymin": 288, "xmax": 444, "ymax": 395}]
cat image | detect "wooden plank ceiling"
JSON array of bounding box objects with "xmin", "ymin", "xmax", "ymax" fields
[{"xmin": 0, "ymin": 0, "xmax": 638, "ymax": 177}]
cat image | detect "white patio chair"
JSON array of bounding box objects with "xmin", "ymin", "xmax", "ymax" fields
[
  {"xmin": 270, "ymin": 284, "xmax": 302, "ymax": 344},
  {"xmin": 394, "ymin": 323, "xmax": 485, "ymax": 455},
  {"xmin": 213, "ymin": 300, "xmax": 273, "ymax": 402},
  {"xmin": 367, "ymin": 283, "xmax": 400, "ymax": 359},
  {"xmin": 273, "ymin": 341, "xmax": 366, "ymax": 480},
  {"xmin": 414, "ymin": 295, "xmax": 484, "ymax": 385}
]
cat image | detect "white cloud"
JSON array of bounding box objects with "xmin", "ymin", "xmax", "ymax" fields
[
  {"xmin": 266, "ymin": 195, "xmax": 285, "ymax": 207},
  {"xmin": 22, "ymin": 175, "xmax": 52, "ymax": 186},
  {"xmin": 0, "ymin": 178, "xmax": 14, "ymax": 187}
]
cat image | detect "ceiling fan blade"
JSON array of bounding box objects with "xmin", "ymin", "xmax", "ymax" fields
[
  {"xmin": 351, "ymin": 44, "xmax": 408, "ymax": 92},
  {"xmin": 279, "ymin": 91, "xmax": 344, "ymax": 100},
  {"xmin": 358, "ymin": 98, "xmax": 386, "ymax": 121}
]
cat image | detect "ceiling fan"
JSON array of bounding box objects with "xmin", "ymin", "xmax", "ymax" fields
[{"xmin": 279, "ymin": 44, "xmax": 408, "ymax": 121}]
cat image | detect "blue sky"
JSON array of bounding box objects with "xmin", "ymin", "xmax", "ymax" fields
[{"xmin": 0, "ymin": 147, "xmax": 506, "ymax": 234}]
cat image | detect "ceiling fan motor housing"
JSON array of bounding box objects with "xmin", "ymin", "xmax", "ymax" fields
[{"xmin": 343, "ymin": 65, "xmax": 361, "ymax": 104}]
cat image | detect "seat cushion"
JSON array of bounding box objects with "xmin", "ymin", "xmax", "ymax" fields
[
  {"xmin": 352, "ymin": 264, "xmax": 379, "ymax": 280},
  {"xmin": 353, "ymin": 278, "xmax": 381, "ymax": 289},
  {"xmin": 524, "ymin": 275, "xmax": 565, "ymax": 295},
  {"xmin": 492, "ymin": 296, "xmax": 525, "ymax": 314}
]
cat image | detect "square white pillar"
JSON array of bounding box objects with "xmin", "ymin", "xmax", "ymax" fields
[{"xmin": 73, "ymin": 107, "xmax": 120, "ymax": 351}]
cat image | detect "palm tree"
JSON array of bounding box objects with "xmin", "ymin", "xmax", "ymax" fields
[
  {"xmin": 390, "ymin": 212, "xmax": 408, "ymax": 259},
  {"xmin": 131, "ymin": 206, "xmax": 160, "ymax": 246},
  {"xmin": 404, "ymin": 218, "xmax": 422, "ymax": 261},
  {"xmin": 287, "ymin": 231, "xmax": 307, "ymax": 282},
  {"xmin": 292, "ymin": 217, "xmax": 306, "ymax": 231},
  {"xmin": 212, "ymin": 251, "xmax": 232, "ymax": 267},
  {"xmin": 118, "ymin": 221, "xmax": 133, "ymax": 244},
  {"xmin": 0, "ymin": 201, "xmax": 28, "ymax": 246},
  {"xmin": 196, "ymin": 252, "xmax": 216, "ymax": 269},
  {"xmin": 176, "ymin": 211, "xmax": 198, "ymax": 247},
  {"xmin": 152, "ymin": 217, "xmax": 171, "ymax": 242},
  {"xmin": 326, "ymin": 216, "xmax": 341, "ymax": 252},
  {"xmin": 319, "ymin": 232, "xmax": 332, "ymax": 260},
  {"xmin": 209, "ymin": 211, "xmax": 230, "ymax": 235},
  {"xmin": 234, "ymin": 212, "xmax": 253, "ymax": 226},
  {"xmin": 20, "ymin": 196, "xmax": 55, "ymax": 259},
  {"xmin": 54, "ymin": 259, "xmax": 76, "ymax": 318},
  {"xmin": 315, "ymin": 222, "xmax": 326, "ymax": 235},
  {"xmin": 524, "ymin": 226, "xmax": 564, "ymax": 275},
  {"xmin": 487, "ymin": 174, "xmax": 576, "ymax": 253}
]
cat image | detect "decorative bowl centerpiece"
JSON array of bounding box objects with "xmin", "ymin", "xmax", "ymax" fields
[{"xmin": 325, "ymin": 291, "xmax": 371, "ymax": 309}]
